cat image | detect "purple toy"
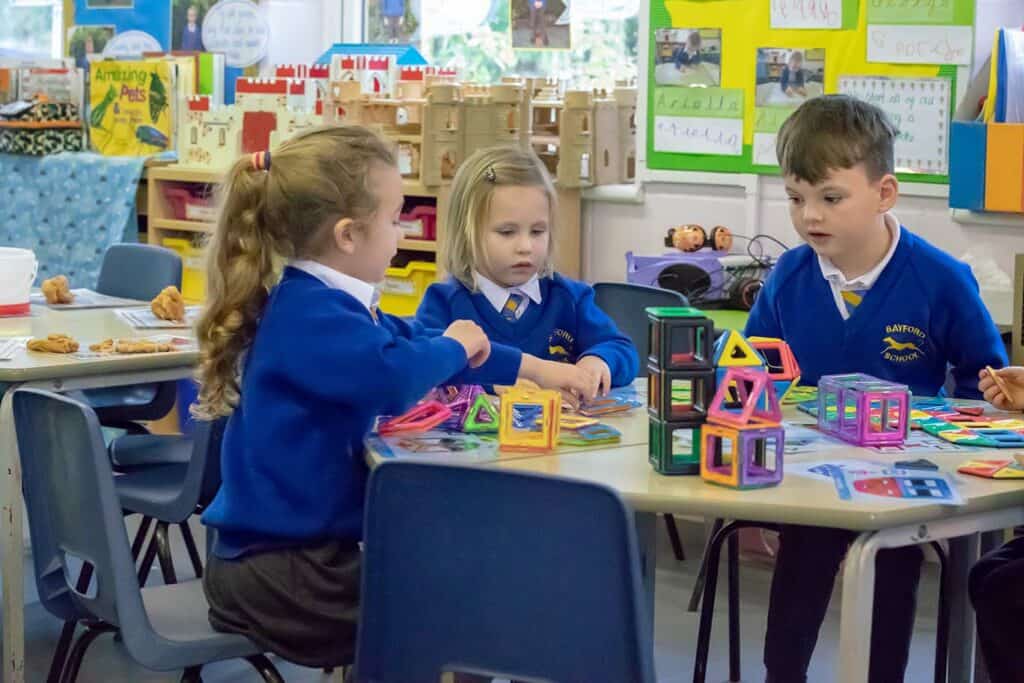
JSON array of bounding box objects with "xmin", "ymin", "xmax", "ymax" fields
[
  {"xmin": 817, "ymin": 373, "xmax": 909, "ymax": 446},
  {"xmin": 700, "ymin": 422, "xmax": 785, "ymax": 489},
  {"xmin": 428, "ymin": 384, "xmax": 486, "ymax": 431}
]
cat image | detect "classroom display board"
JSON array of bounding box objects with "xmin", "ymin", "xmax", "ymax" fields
[{"xmin": 646, "ymin": 0, "xmax": 974, "ymax": 182}]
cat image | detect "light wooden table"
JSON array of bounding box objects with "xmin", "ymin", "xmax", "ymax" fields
[
  {"xmin": 367, "ymin": 402, "xmax": 1024, "ymax": 683},
  {"xmin": 0, "ymin": 305, "xmax": 198, "ymax": 683}
]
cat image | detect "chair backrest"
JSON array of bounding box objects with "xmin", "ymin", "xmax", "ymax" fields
[
  {"xmin": 593, "ymin": 281, "xmax": 689, "ymax": 378},
  {"xmin": 13, "ymin": 389, "xmax": 149, "ymax": 630},
  {"xmin": 355, "ymin": 462, "xmax": 656, "ymax": 683},
  {"xmin": 96, "ymin": 243, "xmax": 182, "ymax": 300},
  {"xmin": 198, "ymin": 416, "xmax": 227, "ymax": 508}
]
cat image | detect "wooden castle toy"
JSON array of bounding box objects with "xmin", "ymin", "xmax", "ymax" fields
[
  {"xmin": 462, "ymin": 81, "xmax": 529, "ymax": 160},
  {"xmin": 179, "ymin": 96, "xmax": 242, "ymax": 168},
  {"xmin": 499, "ymin": 387, "xmax": 561, "ymax": 452},
  {"xmin": 647, "ymin": 307, "xmax": 716, "ymax": 475},
  {"xmin": 700, "ymin": 367, "xmax": 785, "ymax": 489},
  {"xmin": 817, "ymin": 373, "xmax": 909, "ymax": 446}
]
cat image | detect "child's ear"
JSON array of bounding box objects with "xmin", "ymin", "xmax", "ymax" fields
[
  {"xmin": 877, "ymin": 173, "xmax": 899, "ymax": 213},
  {"xmin": 332, "ymin": 217, "xmax": 358, "ymax": 255}
]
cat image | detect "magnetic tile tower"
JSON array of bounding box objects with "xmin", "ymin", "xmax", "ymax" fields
[
  {"xmin": 647, "ymin": 307, "xmax": 716, "ymax": 475},
  {"xmin": 700, "ymin": 366, "xmax": 785, "ymax": 490}
]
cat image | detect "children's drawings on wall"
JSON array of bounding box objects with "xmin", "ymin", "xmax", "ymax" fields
[
  {"xmin": 838, "ymin": 75, "xmax": 951, "ymax": 174},
  {"xmin": 652, "ymin": 86, "xmax": 744, "ymax": 155},
  {"xmin": 770, "ymin": 0, "xmax": 843, "ymax": 30},
  {"xmin": 866, "ymin": 24, "xmax": 973, "ymax": 65}
]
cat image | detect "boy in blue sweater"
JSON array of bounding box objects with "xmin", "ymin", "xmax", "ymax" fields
[
  {"xmin": 416, "ymin": 145, "xmax": 639, "ymax": 402},
  {"xmin": 192, "ymin": 129, "xmax": 595, "ymax": 668},
  {"xmin": 746, "ymin": 95, "xmax": 1006, "ymax": 682}
]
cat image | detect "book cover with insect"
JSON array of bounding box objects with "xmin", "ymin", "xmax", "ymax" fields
[{"xmin": 89, "ymin": 60, "xmax": 175, "ymax": 156}]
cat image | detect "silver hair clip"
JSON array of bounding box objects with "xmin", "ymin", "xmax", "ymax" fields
[{"xmin": 484, "ymin": 166, "xmax": 496, "ymax": 183}]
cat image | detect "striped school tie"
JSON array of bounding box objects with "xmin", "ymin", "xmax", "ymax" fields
[
  {"xmin": 502, "ymin": 292, "xmax": 526, "ymax": 321},
  {"xmin": 840, "ymin": 288, "xmax": 868, "ymax": 317}
]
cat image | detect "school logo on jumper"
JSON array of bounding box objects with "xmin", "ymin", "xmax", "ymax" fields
[
  {"xmin": 548, "ymin": 329, "xmax": 575, "ymax": 362},
  {"xmin": 881, "ymin": 324, "xmax": 927, "ymax": 364}
]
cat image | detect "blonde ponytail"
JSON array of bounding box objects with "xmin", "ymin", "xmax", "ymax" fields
[{"xmin": 193, "ymin": 126, "xmax": 396, "ymax": 418}]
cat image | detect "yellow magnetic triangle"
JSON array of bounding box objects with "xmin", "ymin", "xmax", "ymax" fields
[{"xmin": 714, "ymin": 330, "xmax": 764, "ymax": 367}]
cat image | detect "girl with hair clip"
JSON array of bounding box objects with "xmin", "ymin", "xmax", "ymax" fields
[
  {"xmin": 193, "ymin": 127, "xmax": 592, "ymax": 668},
  {"xmin": 416, "ymin": 145, "xmax": 639, "ymax": 405}
]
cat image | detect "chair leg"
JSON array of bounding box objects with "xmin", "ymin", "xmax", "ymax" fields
[
  {"xmin": 664, "ymin": 514, "xmax": 686, "ymax": 561},
  {"xmin": 47, "ymin": 620, "xmax": 77, "ymax": 683},
  {"xmin": 727, "ymin": 533, "xmax": 741, "ymax": 682},
  {"xmin": 246, "ymin": 654, "xmax": 286, "ymax": 683},
  {"xmin": 180, "ymin": 666, "xmax": 203, "ymax": 683},
  {"xmin": 48, "ymin": 563, "xmax": 95, "ymax": 682},
  {"xmin": 58, "ymin": 624, "xmax": 115, "ymax": 683},
  {"xmin": 130, "ymin": 516, "xmax": 153, "ymax": 560},
  {"xmin": 137, "ymin": 528, "xmax": 160, "ymax": 585},
  {"xmin": 931, "ymin": 541, "xmax": 950, "ymax": 683},
  {"xmin": 180, "ymin": 520, "xmax": 204, "ymax": 578},
  {"xmin": 693, "ymin": 521, "xmax": 779, "ymax": 683},
  {"xmin": 688, "ymin": 518, "xmax": 726, "ymax": 612},
  {"xmin": 154, "ymin": 521, "xmax": 178, "ymax": 584}
]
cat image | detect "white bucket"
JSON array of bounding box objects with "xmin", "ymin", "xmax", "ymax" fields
[{"xmin": 0, "ymin": 248, "xmax": 38, "ymax": 316}]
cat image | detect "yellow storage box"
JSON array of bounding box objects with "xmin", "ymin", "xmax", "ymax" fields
[
  {"xmin": 161, "ymin": 237, "xmax": 207, "ymax": 303},
  {"xmin": 379, "ymin": 261, "xmax": 437, "ymax": 317}
]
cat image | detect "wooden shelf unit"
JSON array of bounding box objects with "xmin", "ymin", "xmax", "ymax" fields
[{"xmin": 145, "ymin": 163, "xmax": 451, "ymax": 261}]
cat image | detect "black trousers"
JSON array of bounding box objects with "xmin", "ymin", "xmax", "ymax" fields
[
  {"xmin": 969, "ymin": 534, "xmax": 1024, "ymax": 683},
  {"xmin": 764, "ymin": 524, "xmax": 923, "ymax": 683},
  {"xmin": 203, "ymin": 539, "xmax": 361, "ymax": 669}
]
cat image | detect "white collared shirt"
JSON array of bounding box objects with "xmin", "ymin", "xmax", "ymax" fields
[
  {"xmin": 474, "ymin": 271, "xmax": 543, "ymax": 320},
  {"xmin": 817, "ymin": 213, "xmax": 901, "ymax": 320},
  {"xmin": 290, "ymin": 259, "xmax": 381, "ymax": 321}
]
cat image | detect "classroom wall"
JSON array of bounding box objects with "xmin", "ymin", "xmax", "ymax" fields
[{"xmin": 581, "ymin": 181, "xmax": 1024, "ymax": 286}]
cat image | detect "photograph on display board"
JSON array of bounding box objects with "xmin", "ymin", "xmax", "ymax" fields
[
  {"xmin": 365, "ymin": 0, "xmax": 421, "ymax": 47},
  {"xmin": 511, "ymin": 0, "xmax": 570, "ymax": 50},
  {"xmin": 67, "ymin": 26, "xmax": 115, "ymax": 72},
  {"xmin": 172, "ymin": 0, "xmax": 215, "ymax": 51},
  {"xmin": 653, "ymin": 28, "xmax": 721, "ymax": 87},
  {"xmin": 755, "ymin": 47, "xmax": 825, "ymax": 106}
]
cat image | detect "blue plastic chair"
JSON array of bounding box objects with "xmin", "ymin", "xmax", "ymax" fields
[
  {"xmin": 592, "ymin": 281, "xmax": 691, "ymax": 561},
  {"xmin": 592, "ymin": 281, "xmax": 689, "ymax": 380},
  {"xmin": 87, "ymin": 243, "xmax": 183, "ymax": 433},
  {"xmin": 115, "ymin": 416, "xmax": 226, "ymax": 588},
  {"xmin": 355, "ymin": 461, "xmax": 656, "ymax": 683},
  {"xmin": 12, "ymin": 389, "xmax": 281, "ymax": 683}
]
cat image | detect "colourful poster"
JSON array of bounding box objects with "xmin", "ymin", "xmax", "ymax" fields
[{"xmin": 89, "ymin": 60, "xmax": 174, "ymax": 156}]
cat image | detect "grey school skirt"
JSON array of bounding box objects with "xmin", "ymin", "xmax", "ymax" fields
[{"xmin": 202, "ymin": 539, "xmax": 362, "ymax": 668}]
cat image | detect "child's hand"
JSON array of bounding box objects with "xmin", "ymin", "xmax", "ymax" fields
[
  {"xmin": 978, "ymin": 367, "xmax": 1024, "ymax": 411},
  {"xmin": 520, "ymin": 355, "xmax": 599, "ymax": 403},
  {"xmin": 443, "ymin": 320, "xmax": 491, "ymax": 368},
  {"xmin": 576, "ymin": 355, "xmax": 611, "ymax": 398}
]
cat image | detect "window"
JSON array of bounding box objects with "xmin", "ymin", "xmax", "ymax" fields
[
  {"xmin": 363, "ymin": 0, "xmax": 638, "ymax": 88},
  {"xmin": 0, "ymin": 0, "xmax": 61, "ymax": 59}
]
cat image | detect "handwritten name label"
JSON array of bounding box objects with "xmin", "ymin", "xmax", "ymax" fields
[
  {"xmin": 866, "ymin": 24, "xmax": 971, "ymax": 65},
  {"xmin": 753, "ymin": 132, "xmax": 780, "ymax": 166},
  {"xmin": 770, "ymin": 0, "xmax": 842, "ymax": 29},
  {"xmin": 653, "ymin": 87, "xmax": 744, "ymax": 119},
  {"xmin": 867, "ymin": 0, "xmax": 954, "ymax": 25},
  {"xmin": 754, "ymin": 106, "xmax": 797, "ymax": 134},
  {"xmin": 202, "ymin": 0, "xmax": 270, "ymax": 68},
  {"xmin": 654, "ymin": 115, "xmax": 743, "ymax": 156}
]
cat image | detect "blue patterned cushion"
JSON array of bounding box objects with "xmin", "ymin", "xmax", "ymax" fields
[{"xmin": 0, "ymin": 152, "xmax": 145, "ymax": 288}]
